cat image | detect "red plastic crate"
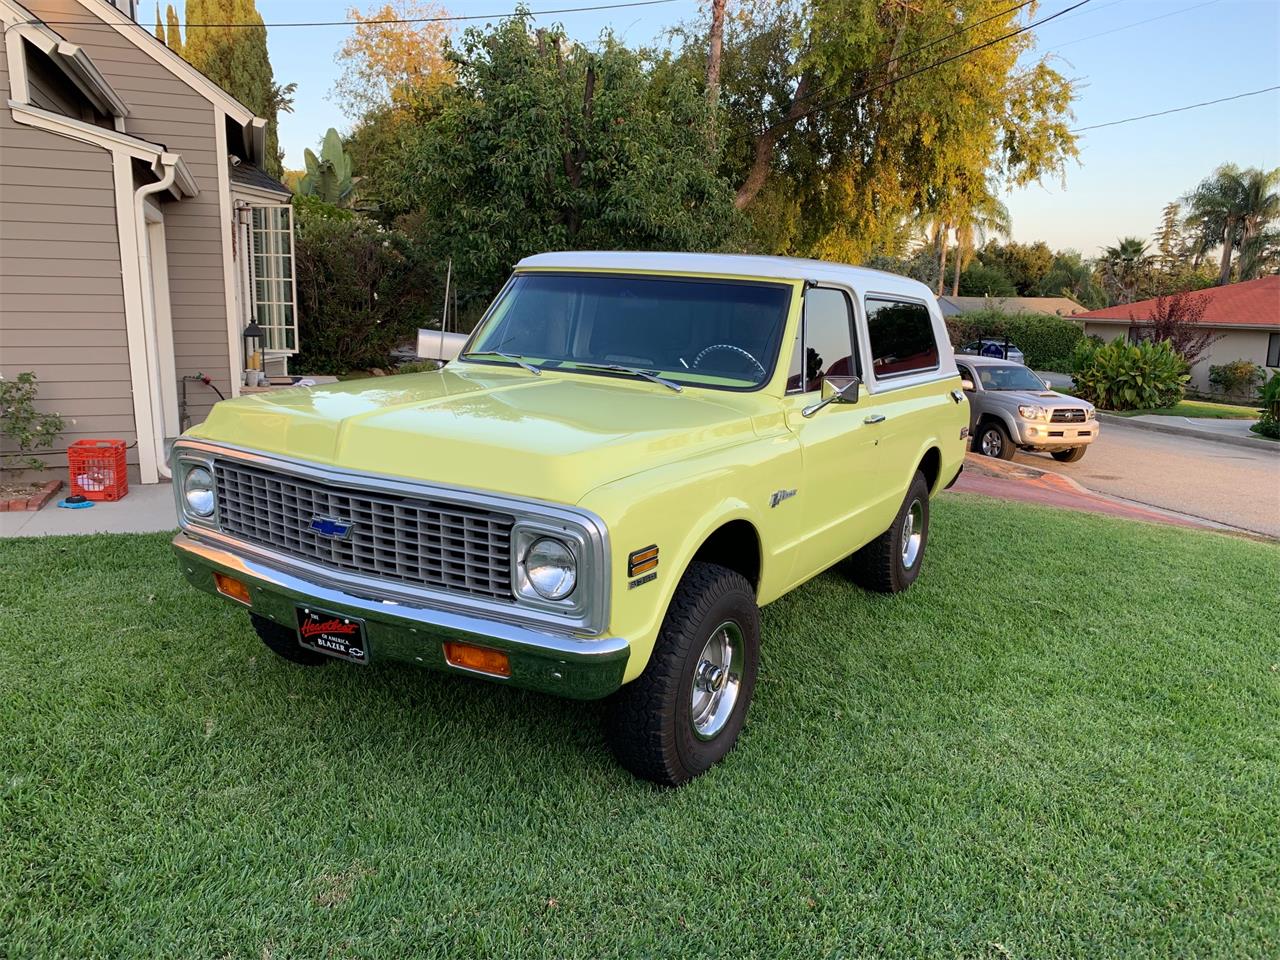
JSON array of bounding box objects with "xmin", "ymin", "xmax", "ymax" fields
[{"xmin": 67, "ymin": 439, "xmax": 129, "ymax": 501}]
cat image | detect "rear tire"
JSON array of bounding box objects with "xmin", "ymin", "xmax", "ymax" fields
[
  {"xmin": 1051, "ymin": 446, "xmax": 1087, "ymax": 463},
  {"xmin": 975, "ymin": 421, "xmax": 1015, "ymax": 460},
  {"xmin": 251, "ymin": 613, "xmax": 329, "ymax": 666},
  {"xmin": 604, "ymin": 562, "xmax": 760, "ymax": 786},
  {"xmin": 848, "ymin": 471, "xmax": 931, "ymax": 594}
]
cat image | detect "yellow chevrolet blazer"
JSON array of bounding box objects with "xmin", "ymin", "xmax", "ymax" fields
[{"xmin": 172, "ymin": 252, "xmax": 969, "ymax": 784}]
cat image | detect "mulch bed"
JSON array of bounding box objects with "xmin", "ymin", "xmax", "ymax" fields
[{"xmin": 0, "ymin": 478, "xmax": 63, "ymax": 512}]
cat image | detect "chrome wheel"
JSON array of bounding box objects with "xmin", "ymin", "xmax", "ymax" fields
[
  {"xmin": 980, "ymin": 428, "xmax": 1002, "ymax": 457},
  {"xmin": 901, "ymin": 499, "xmax": 924, "ymax": 569},
  {"xmin": 691, "ymin": 620, "xmax": 744, "ymax": 741}
]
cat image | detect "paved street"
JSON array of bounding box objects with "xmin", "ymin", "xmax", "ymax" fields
[{"xmin": 1010, "ymin": 418, "xmax": 1280, "ymax": 538}]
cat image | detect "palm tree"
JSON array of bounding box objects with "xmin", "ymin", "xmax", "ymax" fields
[
  {"xmin": 1183, "ymin": 165, "xmax": 1280, "ymax": 285},
  {"xmin": 948, "ymin": 186, "xmax": 1011, "ymax": 296},
  {"xmin": 1100, "ymin": 237, "xmax": 1150, "ymax": 304}
]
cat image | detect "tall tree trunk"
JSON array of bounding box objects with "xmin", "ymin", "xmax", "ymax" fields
[
  {"xmin": 937, "ymin": 225, "xmax": 950, "ymax": 296},
  {"xmin": 951, "ymin": 240, "xmax": 963, "ymax": 296},
  {"xmin": 734, "ymin": 73, "xmax": 809, "ymax": 210},
  {"xmin": 706, "ymin": 0, "xmax": 726, "ymax": 106},
  {"xmin": 1217, "ymin": 227, "xmax": 1234, "ymax": 286}
]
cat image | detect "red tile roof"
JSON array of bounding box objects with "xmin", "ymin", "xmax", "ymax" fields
[{"xmin": 1075, "ymin": 275, "xmax": 1280, "ymax": 327}]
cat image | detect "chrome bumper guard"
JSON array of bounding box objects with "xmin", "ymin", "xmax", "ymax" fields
[{"xmin": 173, "ymin": 533, "xmax": 630, "ymax": 699}]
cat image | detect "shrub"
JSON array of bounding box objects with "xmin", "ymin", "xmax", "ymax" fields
[
  {"xmin": 1252, "ymin": 372, "xmax": 1280, "ymax": 439},
  {"xmin": 0, "ymin": 371, "xmax": 64, "ymax": 472},
  {"xmin": 1072, "ymin": 338, "xmax": 1189, "ymax": 411},
  {"xmin": 292, "ymin": 198, "xmax": 440, "ymax": 375},
  {"xmin": 1070, "ymin": 334, "xmax": 1104, "ymax": 376},
  {"xmin": 945, "ymin": 310, "xmax": 1084, "ymax": 372},
  {"xmin": 1207, "ymin": 359, "xmax": 1265, "ymax": 401}
]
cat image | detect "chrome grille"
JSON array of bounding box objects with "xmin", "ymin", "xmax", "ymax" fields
[
  {"xmin": 1051, "ymin": 408, "xmax": 1087, "ymax": 424},
  {"xmin": 213, "ymin": 459, "xmax": 516, "ymax": 601}
]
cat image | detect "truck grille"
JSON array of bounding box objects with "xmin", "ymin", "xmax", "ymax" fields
[
  {"xmin": 1050, "ymin": 408, "xmax": 1087, "ymax": 424},
  {"xmin": 213, "ymin": 459, "xmax": 516, "ymax": 601}
]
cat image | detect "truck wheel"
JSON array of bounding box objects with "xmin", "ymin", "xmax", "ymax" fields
[
  {"xmin": 604, "ymin": 562, "xmax": 760, "ymax": 786},
  {"xmin": 1051, "ymin": 446, "xmax": 1087, "ymax": 463},
  {"xmin": 251, "ymin": 613, "xmax": 329, "ymax": 666},
  {"xmin": 848, "ymin": 471, "xmax": 930, "ymax": 594},
  {"xmin": 976, "ymin": 421, "xmax": 1015, "ymax": 460}
]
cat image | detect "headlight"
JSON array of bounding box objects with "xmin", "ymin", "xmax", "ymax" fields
[
  {"xmin": 183, "ymin": 465, "xmax": 216, "ymax": 517},
  {"xmin": 1018, "ymin": 404, "xmax": 1048, "ymax": 421},
  {"xmin": 523, "ymin": 537, "xmax": 577, "ymax": 600}
]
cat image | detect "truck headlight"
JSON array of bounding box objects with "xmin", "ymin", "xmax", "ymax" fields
[
  {"xmin": 183, "ymin": 465, "xmax": 216, "ymax": 517},
  {"xmin": 523, "ymin": 537, "xmax": 577, "ymax": 600},
  {"xmin": 1018, "ymin": 404, "xmax": 1048, "ymax": 421}
]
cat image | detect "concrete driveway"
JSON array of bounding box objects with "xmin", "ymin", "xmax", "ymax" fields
[{"xmin": 1008, "ymin": 417, "xmax": 1280, "ymax": 538}]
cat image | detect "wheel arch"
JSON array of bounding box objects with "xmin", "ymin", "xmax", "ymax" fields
[{"xmin": 687, "ymin": 517, "xmax": 763, "ymax": 594}]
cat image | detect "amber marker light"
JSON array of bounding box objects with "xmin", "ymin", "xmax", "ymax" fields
[
  {"xmin": 443, "ymin": 641, "xmax": 512, "ymax": 678},
  {"xmin": 628, "ymin": 545, "xmax": 659, "ymax": 577},
  {"xmin": 213, "ymin": 572, "xmax": 251, "ymax": 605}
]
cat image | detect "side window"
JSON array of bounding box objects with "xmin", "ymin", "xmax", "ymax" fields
[
  {"xmin": 865, "ymin": 297, "xmax": 939, "ymax": 378},
  {"xmin": 957, "ymin": 363, "xmax": 976, "ymax": 387},
  {"xmin": 789, "ymin": 287, "xmax": 857, "ymax": 393}
]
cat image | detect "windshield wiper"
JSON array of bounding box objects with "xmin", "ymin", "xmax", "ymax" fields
[
  {"xmin": 460, "ymin": 350, "xmax": 541, "ymax": 375},
  {"xmin": 574, "ymin": 363, "xmax": 682, "ymax": 392}
]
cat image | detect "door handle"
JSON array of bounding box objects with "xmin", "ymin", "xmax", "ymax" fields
[{"xmin": 863, "ymin": 414, "xmax": 886, "ymax": 424}]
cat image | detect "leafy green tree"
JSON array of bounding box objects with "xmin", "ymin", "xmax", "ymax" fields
[
  {"xmin": 1183, "ymin": 164, "xmax": 1280, "ymax": 285},
  {"xmin": 1037, "ymin": 250, "xmax": 1105, "ymax": 309},
  {"xmin": 379, "ymin": 19, "xmax": 741, "ymax": 308},
  {"xmin": 1099, "ymin": 237, "xmax": 1151, "ymax": 305},
  {"xmin": 942, "ymin": 181, "xmax": 1011, "ymax": 296},
  {"xmin": 974, "ymin": 240, "xmax": 1054, "ymax": 295},
  {"xmin": 182, "ymin": 0, "xmax": 285, "ymax": 176},
  {"xmin": 957, "ymin": 262, "xmax": 1016, "ymax": 297},
  {"xmin": 297, "ymin": 129, "xmax": 356, "ymax": 206},
  {"xmin": 154, "ymin": 3, "xmax": 183, "ymax": 52}
]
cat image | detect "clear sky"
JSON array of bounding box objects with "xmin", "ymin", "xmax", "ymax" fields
[{"xmin": 258, "ymin": 0, "xmax": 1280, "ymax": 258}]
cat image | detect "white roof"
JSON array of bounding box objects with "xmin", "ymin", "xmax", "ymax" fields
[{"xmin": 516, "ymin": 251, "xmax": 935, "ymax": 300}]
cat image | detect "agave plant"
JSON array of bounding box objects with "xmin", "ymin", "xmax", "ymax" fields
[{"xmin": 298, "ymin": 128, "xmax": 356, "ymax": 206}]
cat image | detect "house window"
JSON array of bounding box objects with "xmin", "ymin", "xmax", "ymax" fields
[
  {"xmin": 1267, "ymin": 332, "xmax": 1279, "ymax": 368},
  {"xmin": 865, "ymin": 297, "xmax": 938, "ymax": 377},
  {"xmin": 249, "ymin": 205, "xmax": 297, "ymax": 352}
]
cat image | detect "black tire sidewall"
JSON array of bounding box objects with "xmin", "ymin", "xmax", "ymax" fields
[{"xmin": 889, "ymin": 473, "xmax": 930, "ymax": 591}]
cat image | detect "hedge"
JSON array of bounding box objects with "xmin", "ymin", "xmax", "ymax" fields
[{"xmin": 944, "ymin": 309, "xmax": 1084, "ymax": 373}]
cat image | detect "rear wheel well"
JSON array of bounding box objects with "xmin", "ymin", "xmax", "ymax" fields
[
  {"xmin": 690, "ymin": 520, "xmax": 761, "ymax": 594},
  {"xmin": 918, "ymin": 447, "xmax": 941, "ymax": 492}
]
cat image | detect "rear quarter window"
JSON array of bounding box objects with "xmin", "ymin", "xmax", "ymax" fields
[{"xmin": 865, "ymin": 297, "xmax": 939, "ymax": 378}]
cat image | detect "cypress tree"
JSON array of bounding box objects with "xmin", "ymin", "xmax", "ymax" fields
[
  {"xmin": 182, "ymin": 0, "xmax": 283, "ymax": 176},
  {"xmin": 165, "ymin": 4, "xmax": 184, "ymax": 54}
]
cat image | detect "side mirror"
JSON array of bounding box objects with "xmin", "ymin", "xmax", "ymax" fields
[
  {"xmin": 1043, "ymin": 379, "xmax": 1054, "ymax": 391},
  {"xmin": 961, "ymin": 378, "xmax": 975, "ymax": 391},
  {"xmin": 802, "ymin": 376, "xmax": 860, "ymax": 418}
]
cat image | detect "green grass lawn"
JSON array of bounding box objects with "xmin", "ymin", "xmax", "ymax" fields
[
  {"xmin": 2, "ymin": 498, "xmax": 1278, "ymax": 959},
  {"xmin": 1109, "ymin": 400, "xmax": 1260, "ymax": 419}
]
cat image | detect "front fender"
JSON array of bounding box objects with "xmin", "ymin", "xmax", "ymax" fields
[{"xmin": 578, "ymin": 435, "xmax": 801, "ymax": 684}]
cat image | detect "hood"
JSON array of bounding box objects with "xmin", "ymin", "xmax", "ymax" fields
[
  {"xmin": 992, "ymin": 389, "xmax": 1087, "ymax": 405},
  {"xmin": 188, "ymin": 366, "xmax": 772, "ymax": 504}
]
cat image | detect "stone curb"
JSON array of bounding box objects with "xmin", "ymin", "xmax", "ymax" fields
[
  {"xmin": 1096, "ymin": 413, "xmax": 1278, "ymax": 453},
  {"xmin": 0, "ymin": 479, "xmax": 62, "ymax": 512}
]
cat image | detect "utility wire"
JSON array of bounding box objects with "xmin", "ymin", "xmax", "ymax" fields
[
  {"xmin": 1049, "ymin": 0, "xmax": 1223, "ymax": 51},
  {"xmin": 1071, "ymin": 84, "xmax": 1280, "ymax": 132},
  {"xmin": 22, "ymin": 0, "xmax": 682, "ymax": 30}
]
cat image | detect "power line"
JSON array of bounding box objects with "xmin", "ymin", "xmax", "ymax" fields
[
  {"xmin": 1071, "ymin": 84, "xmax": 1280, "ymax": 132},
  {"xmin": 1049, "ymin": 0, "xmax": 1223, "ymax": 51},
  {"xmin": 25, "ymin": 0, "xmax": 683, "ymax": 30}
]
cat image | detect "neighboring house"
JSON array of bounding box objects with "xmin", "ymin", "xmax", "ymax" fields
[
  {"xmin": 1073, "ymin": 276, "xmax": 1280, "ymax": 394},
  {"xmin": 937, "ymin": 295, "xmax": 1087, "ymax": 318},
  {"xmin": 0, "ymin": 0, "xmax": 297, "ymax": 485}
]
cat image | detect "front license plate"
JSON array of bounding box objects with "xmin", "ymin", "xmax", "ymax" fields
[{"xmin": 296, "ymin": 606, "xmax": 368, "ymax": 663}]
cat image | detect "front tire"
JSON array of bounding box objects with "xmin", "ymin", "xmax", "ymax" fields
[
  {"xmin": 604, "ymin": 562, "xmax": 760, "ymax": 786},
  {"xmin": 251, "ymin": 613, "xmax": 330, "ymax": 666},
  {"xmin": 1051, "ymin": 446, "xmax": 1087, "ymax": 463},
  {"xmin": 848, "ymin": 471, "xmax": 931, "ymax": 594},
  {"xmin": 975, "ymin": 420, "xmax": 1015, "ymax": 460}
]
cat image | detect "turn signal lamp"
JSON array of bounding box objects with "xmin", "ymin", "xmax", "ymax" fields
[
  {"xmin": 214, "ymin": 572, "xmax": 251, "ymax": 605},
  {"xmin": 444, "ymin": 641, "xmax": 511, "ymax": 677}
]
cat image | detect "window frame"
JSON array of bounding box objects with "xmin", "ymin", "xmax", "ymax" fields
[
  {"xmin": 862, "ymin": 292, "xmax": 942, "ymax": 382},
  {"xmin": 246, "ymin": 203, "xmax": 299, "ymax": 356},
  {"xmin": 1267, "ymin": 332, "xmax": 1280, "ymax": 369},
  {"xmin": 786, "ymin": 284, "xmax": 861, "ymax": 396}
]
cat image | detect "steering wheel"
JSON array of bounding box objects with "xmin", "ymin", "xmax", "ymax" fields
[{"xmin": 692, "ymin": 344, "xmax": 766, "ymax": 379}]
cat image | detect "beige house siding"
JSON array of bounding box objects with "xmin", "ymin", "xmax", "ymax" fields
[
  {"xmin": 27, "ymin": 0, "xmax": 235, "ymax": 428},
  {"xmin": 1081, "ymin": 321, "xmax": 1274, "ymax": 394},
  {"xmin": 0, "ymin": 45, "xmax": 139, "ymax": 468}
]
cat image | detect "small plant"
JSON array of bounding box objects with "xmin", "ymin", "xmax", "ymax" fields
[
  {"xmin": 0, "ymin": 371, "xmax": 65, "ymax": 471},
  {"xmin": 1252, "ymin": 372, "xmax": 1280, "ymax": 439},
  {"xmin": 1072, "ymin": 338, "xmax": 1189, "ymax": 412},
  {"xmin": 396, "ymin": 360, "xmax": 441, "ymax": 374},
  {"xmin": 1208, "ymin": 359, "xmax": 1265, "ymax": 401}
]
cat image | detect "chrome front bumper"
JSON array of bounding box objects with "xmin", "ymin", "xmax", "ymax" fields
[
  {"xmin": 172, "ymin": 533, "xmax": 630, "ymax": 699},
  {"xmin": 1015, "ymin": 419, "xmax": 1100, "ymax": 448}
]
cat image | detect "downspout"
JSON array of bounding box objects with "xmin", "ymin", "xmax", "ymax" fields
[{"xmin": 134, "ymin": 156, "xmax": 179, "ymax": 480}]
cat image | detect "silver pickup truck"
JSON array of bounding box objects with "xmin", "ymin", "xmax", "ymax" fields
[{"xmin": 956, "ymin": 355, "xmax": 1099, "ymax": 462}]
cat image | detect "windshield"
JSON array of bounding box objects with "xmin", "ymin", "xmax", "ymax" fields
[
  {"xmin": 464, "ymin": 272, "xmax": 793, "ymax": 390},
  {"xmin": 976, "ymin": 364, "xmax": 1049, "ymax": 392}
]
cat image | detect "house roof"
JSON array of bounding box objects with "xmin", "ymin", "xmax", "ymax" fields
[
  {"xmin": 1074, "ymin": 276, "xmax": 1280, "ymax": 328},
  {"xmin": 937, "ymin": 295, "xmax": 1087, "ymax": 318},
  {"xmin": 230, "ymin": 161, "xmax": 291, "ymax": 197}
]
